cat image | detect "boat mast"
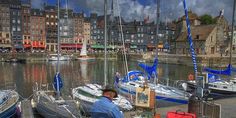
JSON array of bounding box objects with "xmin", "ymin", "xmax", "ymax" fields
[
  {"xmin": 104, "ymin": 0, "xmax": 108, "ymax": 86},
  {"xmin": 154, "ymin": 0, "xmax": 160, "ymax": 85},
  {"xmin": 230, "ymin": 0, "xmax": 236, "ymax": 65},
  {"xmin": 56, "ymin": 0, "xmax": 60, "ymax": 97},
  {"xmin": 57, "ymin": 0, "xmax": 60, "ymax": 73}
]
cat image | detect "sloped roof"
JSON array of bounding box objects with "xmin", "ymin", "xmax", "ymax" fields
[{"xmin": 176, "ymin": 25, "xmax": 216, "ymax": 42}]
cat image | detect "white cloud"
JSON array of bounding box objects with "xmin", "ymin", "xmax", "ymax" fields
[{"xmin": 30, "ymin": 0, "xmax": 234, "ymax": 23}]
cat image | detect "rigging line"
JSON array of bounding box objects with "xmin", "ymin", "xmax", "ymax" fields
[
  {"xmin": 230, "ymin": 0, "xmax": 236, "ymax": 65},
  {"xmin": 104, "ymin": 0, "xmax": 108, "ymax": 86},
  {"xmin": 116, "ymin": 0, "xmax": 129, "ymax": 78}
]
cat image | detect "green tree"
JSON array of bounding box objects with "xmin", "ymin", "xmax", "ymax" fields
[{"xmin": 200, "ymin": 14, "xmax": 216, "ymax": 25}]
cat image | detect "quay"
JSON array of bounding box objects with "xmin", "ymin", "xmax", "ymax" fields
[
  {"xmin": 1, "ymin": 52, "xmax": 236, "ymax": 68},
  {"xmin": 21, "ymin": 100, "xmax": 34, "ymax": 118},
  {"xmin": 124, "ymin": 96, "xmax": 236, "ymax": 118}
]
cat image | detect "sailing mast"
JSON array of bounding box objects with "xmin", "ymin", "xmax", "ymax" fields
[
  {"xmin": 154, "ymin": 0, "xmax": 160, "ymax": 85},
  {"xmin": 104, "ymin": 0, "xmax": 108, "ymax": 86},
  {"xmin": 55, "ymin": 0, "xmax": 61, "ymax": 97},
  {"xmin": 230, "ymin": 0, "xmax": 236, "ymax": 65}
]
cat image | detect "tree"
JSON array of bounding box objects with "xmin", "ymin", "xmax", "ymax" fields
[{"xmin": 200, "ymin": 14, "xmax": 216, "ymax": 25}]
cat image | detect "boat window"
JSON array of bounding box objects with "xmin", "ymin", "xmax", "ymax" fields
[
  {"xmin": 223, "ymin": 86, "xmax": 227, "ymax": 89},
  {"xmin": 208, "ymin": 84, "xmax": 213, "ymax": 87},
  {"xmin": 129, "ymin": 83, "xmax": 135, "ymax": 86},
  {"xmin": 213, "ymin": 85, "xmax": 217, "ymax": 87},
  {"xmin": 77, "ymin": 89, "xmax": 100, "ymax": 99}
]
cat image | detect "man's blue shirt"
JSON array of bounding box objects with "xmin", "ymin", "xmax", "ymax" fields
[{"xmin": 90, "ymin": 97, "xmax": 124, "ymax": 118}]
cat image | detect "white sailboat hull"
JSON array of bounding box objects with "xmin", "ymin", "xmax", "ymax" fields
[
  {"xmin": 48, "ymin": 54, "xmax": 71, "ymax": 61},
  {"xmin": 118, "ymin": 81, "xmax": 190, "ymax": 107},
  {"xmin": 72, "ymin": 84, "xmax": 133, "ymax": 111}
]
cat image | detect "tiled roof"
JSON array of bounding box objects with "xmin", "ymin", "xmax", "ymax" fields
[{"xmin": 176, "ymin": 25, "xmax": 216, "ymax": 42}]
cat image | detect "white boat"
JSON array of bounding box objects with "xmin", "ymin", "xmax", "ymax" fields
[
  {"xmin": 47, "ymin": 54, "xmax": 71, "ymax": 61},
  {"xmin": 118, "ymin": 71, "xmax": 190, "ymax": 107},
  {"xmin": 0, "ymin": 90, "xmax": 19, "ymax": 118},
  {"xmin": 72, "ymin": 84, "xmax": 133, "ymax": 111},
  {"xmin": 187, "ymin": 76, "xmax": 236, "ymax": 95},
  {"xmin": 77, "ymin": 37, "xmax": 95, "ymax": 61}
]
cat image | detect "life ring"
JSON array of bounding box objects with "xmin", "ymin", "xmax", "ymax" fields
[{"xmin": 188, "ymin": 74, "xmax": 194, "ymax": 80}]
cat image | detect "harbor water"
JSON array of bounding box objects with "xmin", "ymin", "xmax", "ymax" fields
[{"xmin": 0, "ymin": 59, "xmax": 193, "ymax": 99}]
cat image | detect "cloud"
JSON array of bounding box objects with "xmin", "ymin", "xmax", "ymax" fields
[{"xmin": 29, "ymin": 0, "xmax": 234, "ymax": 23}]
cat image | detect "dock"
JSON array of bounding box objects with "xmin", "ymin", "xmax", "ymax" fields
[
  {"xmin": 21, "ymin": 100, "xmax": 34, "ymax": 118},
  {"xmin": 124, "ymin": 96, "xmax": 236, "ymax": 118}
]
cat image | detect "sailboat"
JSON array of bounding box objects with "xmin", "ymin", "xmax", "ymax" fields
[
  {"xmin": 186, "ymin": 6, "xmax": 236, "ymax": 95},
  {"xmin": 31, "ymin": 0, "xmax": 81, "ymax": 117},
  {"xmin": 118, "ymin": 0, "xmax": 190, "ymax": 107},
  {"xmin": 0, "ymin": 90, "xmax": 19, "ymax": 118},
  {"xmin": 77, "ymin": 38, "xmax": 95, "ymax": 61},
  {"xmin": 72, "ymin": 0, "xmax": 133, "ymax": 114},
  {"xmin": 118, "ymin": 59, "xmax": 191, "ymax": 107}
]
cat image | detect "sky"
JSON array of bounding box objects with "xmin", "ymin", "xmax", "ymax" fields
[{"xmin": 27, "ymin": 0, "xmax": 235, "ymax": 23}]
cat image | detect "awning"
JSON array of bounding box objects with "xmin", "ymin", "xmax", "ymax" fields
[
  {"xmin": 158, "ymin": 44, "xmax": 163, "ymax": 48},
  {"xmin": 24, "ymin": 44, "xmax": 31, "ymax": 48},
  {"xmin": 14, "ymin": 44, "xmax": 24, "ymax": 49},
  {"xmin": 60, "ymin": 44, "xmax": 82, "ymax": 48},
  {"xmin": 91, "ymin": 45, "xmax": 115, "ymax": 49},
  {"xmin": 0, "ymin": 44, "xmax": 12, "ymax": 48},
  {"xmin": 147, "ymin": 45, "xmax": 155, "ymax": 48},
  {"xmin": 130, "ymin": 45, "xmax": 137, "ymax": 49},
  {"xmin": 91, "ymin": 45, "xmax": 104, "ymax": 49}
]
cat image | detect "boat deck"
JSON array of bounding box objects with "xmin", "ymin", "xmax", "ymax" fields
[{"xmin": 0, "ymin": 92, "xmax": 18, "ymax": 113}]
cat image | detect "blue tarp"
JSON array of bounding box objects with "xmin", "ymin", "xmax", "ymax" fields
[
  {"xmin": 122, "ymin": 70, "xmax": 146, "ymax": 83},
  {"xmin": 138, "ymin": 58, "xmax": 158, "ymax": 80},
  {"xmin": 207, "ymin": 73, "xmax": 221, "ymax": 83},
  {"xmin": 53, "ymin": 72, "xmax": 63, "ymax": 92},
  {"xmin": 204, "ymin": 64, "xmax": 233, "ymax": 76}
]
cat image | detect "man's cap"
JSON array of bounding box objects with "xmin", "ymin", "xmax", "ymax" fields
[{"xmin": 101, "ymin": 85, "xmax": 118, "ymax": 98}]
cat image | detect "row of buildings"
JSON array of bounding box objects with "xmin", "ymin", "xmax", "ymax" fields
[{"xmin": 0, "ymin": 0, "xmax": 235, "ymax": 56}]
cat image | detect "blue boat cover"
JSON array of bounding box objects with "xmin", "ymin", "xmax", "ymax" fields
[
  {"xmin": 122, "ymin": 70, "xmax": 146, "ymax": 83},
  {"xmin": 204, "ymin": 64, "xmax": 233, "ymax": 76},
  {"xmin": 138, "ymin": 58, "xmax": 158, "ymax": 80},
  {"xmin": 207, "ymin": 73, "xmax": 221, "ymax": 83},
  {"xmin": 53, "ymin": 72, "xmax": 63, "ymax": 92}
]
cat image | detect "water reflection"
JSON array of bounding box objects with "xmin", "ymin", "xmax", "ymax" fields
[{"xmin": 0, "ymin": 60, "xmax": 193, "ymax": 98}]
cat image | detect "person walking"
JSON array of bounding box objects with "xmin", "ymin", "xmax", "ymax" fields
[{"xmin": 90, "ymin": 85, "xmax": 124, "ymax": 118}]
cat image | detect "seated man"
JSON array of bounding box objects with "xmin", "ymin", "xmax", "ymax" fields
[{"xmin": 90, "ymin": 85, "xmax": 124, "ymax": 118}]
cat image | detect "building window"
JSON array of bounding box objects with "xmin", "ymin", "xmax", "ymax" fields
[
  {"xmin": 13, "ymin": 27, "xmax": 16, "ymax": 31},
  {"xmin": 196, "ymin": 35, "xmax": 199, "ymax": 39},
  {"xmin": 46, "ymin": 15, "xmax": 49, "ymax": 18},
  {"xmin": 12, "ymin": 19, "xmax": 15, "ymax": 23},
  {"xmin": 17, "ymin": 19, "xmax": 20, "ymax": 24}
]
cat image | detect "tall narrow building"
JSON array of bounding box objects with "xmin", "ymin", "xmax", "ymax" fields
[
  {"xmin": 30, "ymin": 9, "xmax": 46, "ymax": 51},
  {"xmin": 59, "ymin": 8, "xmax": 74, "ymax": 51},
  {"xmin": 21, "ymin": 3, "xmax": 31, "ymax": 51},
  {"xmin": 44, "ymin": 5, "xmax": 57, "ymax": 52},
  {"xmin": 73, "ymin": 12, "xmax": 84, "ymax": 51},
  {"xmin": 0, "ymin": 0, "xmax": 11, "ymax": 51},
  {"xmin": 9, "ymin": 0, "xmax": 22, "ymax": 51}
]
